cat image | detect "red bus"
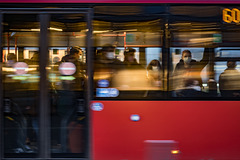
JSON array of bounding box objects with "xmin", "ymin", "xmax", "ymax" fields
[{"xmin": 1, "ymin": 1, "xmax": 240, "ymax": 160}]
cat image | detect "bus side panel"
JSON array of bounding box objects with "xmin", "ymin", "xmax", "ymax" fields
[{"xmin": 91, "ymin": 101, "xmax": 240, "ymax": 160}]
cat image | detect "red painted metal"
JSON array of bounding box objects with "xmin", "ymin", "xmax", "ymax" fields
[
  {"xmin": 91, "ymin": 101, "xmax": 240, "ymax": 160},
  {"xmin": 0, "ymin": 0, "xmax": 240, "ymax": 3}
]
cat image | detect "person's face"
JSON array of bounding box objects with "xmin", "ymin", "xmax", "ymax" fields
[
  {"xmin": 75, "ymin": 50, "xmax": 82, "ymax": 59},
  {"xmin": 127, "ymin": 53, "xmax": 135, "ymax": 62},
  {"xmin": 182, "ymin": 52, "xmax": 192, "ymax": 59},
  {"xmin": 182, "ymin": 52, "xmax": 192, "ymax": 64},
  {"xmin": 105, "ymin": 49, "xmax": 115, "ymax": 59}
]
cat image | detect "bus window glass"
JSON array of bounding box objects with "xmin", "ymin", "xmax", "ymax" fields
[
  {"xmin": 215, "ymin": 48, "xmax": 240, "ymax": 58},
  {"xmin": 168, "ymin": 5, "xmax": 224, "ymax": 98},
  {"xmin": 214, "ymin": 48, "xmax": 240, "ymax": 98},
  {"xmin": 93, "ymin": 6, "xmax": 164, "ymax": 99},
  {"xmin": 171, "ymin": 48, "xmax": 210, "ymax": 97},
  {"xmin": 2, "ymin": 14, "xmax": 39, "ymax": 157},
  {"xmin": 48, "ymin": 14, "xmax": 87, "ymax": 158}
]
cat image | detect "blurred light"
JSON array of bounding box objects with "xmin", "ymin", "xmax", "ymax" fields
[
  {"xmin": 130, "ymin": 114, "xmax": 141, "ymax": 121},
  {"xmin": 49, "ymin": 27, "xmax": 63, "ymax": 31},
  {"xmin": 26, "ymin": 68, "xmax": 37, "ymax": 71},
  {"xmin": 59, "ymin": 76, "xmax": 75, "ymax": 80},
  {"xmin": 2, "ymin": 67, "xmax": 15, "ymax": 72},
  {"xmin": 93, "ymin": 30, "xmax": 110, "ymax": 33},
  {"xmin": 31, "ymin": 29, "xmax": 40, "ymax": 31},
  {"xmin": 30, "ymin": 27, "xmax": 63, "ymax": 32},
  {"xmin": 12, "ymin": 76, "xmax": 28, "ymax": 80},
  {"xmin": 202, "ymin": 84, "xmax": 207, "ymax": 87},
  {"xmin": 171, "ymin": 150, "xmax": 180, "ymax": 154},
  {"xmin": 10, "ymin": 32, "xmax": 16, "ymax": 36},
  {"xmin": 189, "ymin": 37, "xmax": 214, "ymax": 43}
]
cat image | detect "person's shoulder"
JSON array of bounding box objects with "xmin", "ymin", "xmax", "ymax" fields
[
  {"xmin": 176, "ymin": 59, "xmax": 184, "ymax": 65},
  {"xmin": 113, "ymin": 58, "xmax": 123, "ymax": 64},
  {"xmin": 190, "ymin": 59, "xmax": 197, "ymax": 63},
  {"xmin": 175, "ymin": 60, "xmax": 184, "ymax": 69}
]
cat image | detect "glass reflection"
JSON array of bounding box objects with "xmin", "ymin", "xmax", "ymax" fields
[
  {"xmin": 2, "ymin": 15, "xmax": 39, "ymax": 157},
  {"xmin": 171, "ymin": 48, "xmax": 210, "ymax": 97},
  {"xmin": 49, "ymin": 14, "xmax": 87, "ymax": 158}
]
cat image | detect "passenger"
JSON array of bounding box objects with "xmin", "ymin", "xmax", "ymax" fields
[
  {"xmin": 94, "ymin": 44, "xmax": 123, "ymax": 73},
  {"xmin": 174, "ymin": 49, "xmax": 210, "ymax": 89},
  {"xmin": 176, "ymin": 78, "xmax": 208, "ymax": 97},
  {"xmin": 6, "ymin": 53, "xmax": 17, "ymax": 67},
  {"xmin": 123, "ymin": 48, "xmax": 143, "ymax": 69},
  {"xmin": 93, "ymin": 44, "xmax": 125, "ymax": 97},
  {"xmin": 95, "ymin": 44, "xmax": 123, "ymax": 69},
  {"xmin": 219, "ymin": 60, "xmax": 240, "ymax": 97},
  {"xmin": 62, "ymin": 46, "xmax": 83, "ymax": 62},
  {"xmin": 56, "ymin": 46, "xmax": 85, "ymax": 116},
  {"xmin": 146, "ymin": 59, "xmax": 162, "ymax": 87},
  {"xmin": 58, "ymin": 47, "xmax": 85, "ymax": 76}
]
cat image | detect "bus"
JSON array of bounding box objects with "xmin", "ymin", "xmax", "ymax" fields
[{"xmin": 1, "ymin": 1, "xmax": 240, "ymax": 160}]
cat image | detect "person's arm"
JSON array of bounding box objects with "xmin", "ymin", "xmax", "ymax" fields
[{"xmin": 174, "ymin": 60, "xmax": 183, "ymax": 74}]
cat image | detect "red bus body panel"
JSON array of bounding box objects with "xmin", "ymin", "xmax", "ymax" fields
[
  {"xmin": 91, "ymin": 101, "xmax": 240, "ymax": 160},
  {"xmin": 0, "ymin": 0, "xmax": 240, "ymax": 3}
]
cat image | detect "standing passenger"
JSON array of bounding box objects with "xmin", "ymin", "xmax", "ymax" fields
[{"xmin": 174, "ymin": 49, "xmax": 210, "ymax": 89}]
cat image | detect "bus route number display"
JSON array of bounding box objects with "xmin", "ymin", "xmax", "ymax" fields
[{"xmin": 223, "ymin": 8, "xmax": 240, "ymax": 24}]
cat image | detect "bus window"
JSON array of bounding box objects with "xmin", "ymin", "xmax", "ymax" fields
[
  {"xmin": 2, "ymin": 14, "xmax": 39, "ymax": 157},
  {"xmin": 171, "ymin": 48, "xmax": 210, "ymax": 96},
  {"xmin": 215, "ymin": 48, "xmax": 240, "ymax": 98},
  {"xmin": 93, "ymin": 8, "xmax": 164, "ymax": 99},
  {"xmin": 48, "ymin": 14, "xmax": 87, "ymax": 158},
  {"xmin": 94, "ymin": 46, "xmax": 163, "ymax": 99}
]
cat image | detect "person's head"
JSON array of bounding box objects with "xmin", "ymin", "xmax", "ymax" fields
[
  {"xmin": 227, "ymin": 60, "xmax": 237, "ymax": 69},
  {"xmin": 147, "ymin": 59, "xmax": 161, "ymax": 71},
  {"xmin": 124, "ymin": 48, "xmax": 136, "ymax": 62},
  {"xmin": 182, "ymin": 50, "xmax": 192, "ymax": 64},
  {"xmin": 101, "ymin": 44, "xmax": 116, "ymax": 59},
  {"xmin": 7, "ymin": 53, "xmax": 16, "ymax": 61},
  {"xmin": 70, "ymin": 46, "xmax": 83, "ymax": 60}
]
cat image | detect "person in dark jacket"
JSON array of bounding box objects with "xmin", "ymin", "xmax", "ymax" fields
[
  {"xmin": 174, "ymin": 49, "xmax": 210, "ymax": 89},
  {"xmin": 94, "ymin": 44, "xmax": 124, "ymax": 89}
]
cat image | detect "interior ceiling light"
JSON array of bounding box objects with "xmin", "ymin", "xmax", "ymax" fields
[
  {"xmin": 93, "ymin": 30, "xmax": 111, "ymax": 33},
  {"xmin": 49, "ymin": 27, "xmax": 63, "ymax": 31},
  {"xmin": 11, "ymin": 27, "xmax": 63, "ymax": 32}
]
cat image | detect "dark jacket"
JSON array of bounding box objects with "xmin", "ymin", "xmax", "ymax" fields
[
  {"xmin": 94, "ymin": 56, "xmax": 124, "ymax": 88},
  {"xmin": 123, "ymin": 59, "xmax": 143, "ymax": 70}
]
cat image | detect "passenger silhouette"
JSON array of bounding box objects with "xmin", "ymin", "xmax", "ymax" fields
[{"xmin": 219, "ymin": 60, "xmax": 240, "ymax": 97}]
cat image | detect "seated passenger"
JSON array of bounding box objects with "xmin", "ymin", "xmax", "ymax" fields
[
  {"xmin": 146, "ymin": 59, "xmax": 162, "ymax": 88},
  {"xmin": 219, "ymin": 60, "xmax": 240, "ymax": 97},
  {"xmin": 6, "ymin": 53, "xmax": 17, "ymax": 67},
  {"xmin": 123, "ymin": 48, "xmax": 143, "ymax": 69},
  {"xmin": 95, "ymin": 44, "xmax": 123, "ymax": 69},
  {"xmin": 94, "ymin": 44, "xmax": 124, "ymax": 88},
  {"xmin": 176, "ymin": 79, "xmax": 208, "ymax": 97}
]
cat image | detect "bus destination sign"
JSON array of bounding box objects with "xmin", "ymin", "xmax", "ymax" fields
[{"xmin": 223, "ymin": 8, "xmax": 240, "ymax": 24}]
